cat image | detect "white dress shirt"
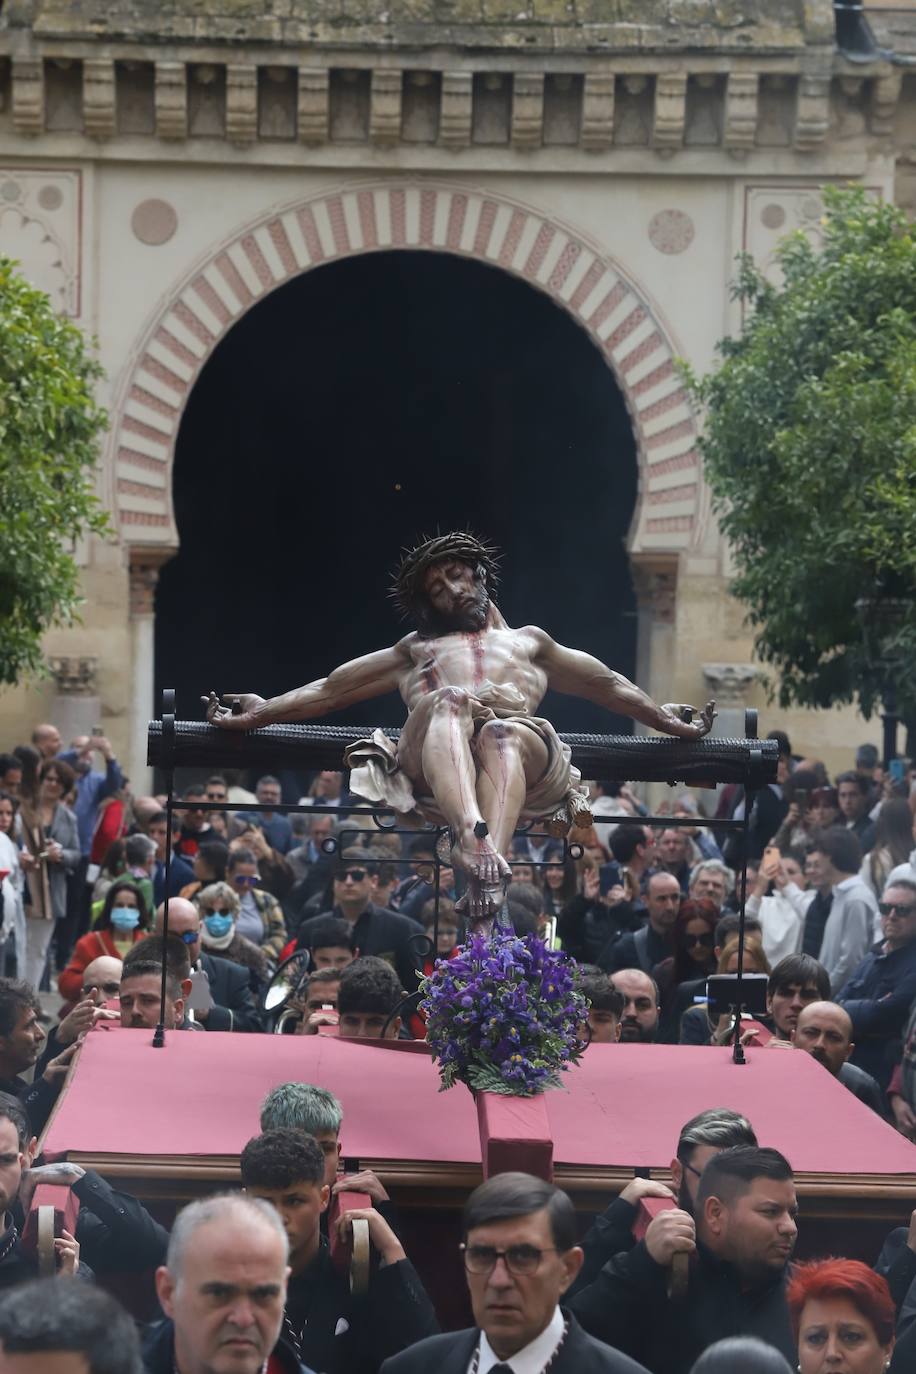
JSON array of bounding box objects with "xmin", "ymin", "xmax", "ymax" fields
[{"xmin": 473, "ymin": 1306, "xmax": 565, "ymax": 1374}]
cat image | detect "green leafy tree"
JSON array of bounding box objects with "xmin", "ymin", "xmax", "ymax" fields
[
  {"xmin": 684, "ymin": 185, "xmax": 916, "ymax": 730},
  {"xmin": 0, "ymin": 257, "xmax": 109, "ymax": 686}
]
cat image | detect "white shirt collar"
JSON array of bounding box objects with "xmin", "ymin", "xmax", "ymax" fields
[{"xmin": 476, "ymin": 1307, "xmax": 564, "ymax": 1374}]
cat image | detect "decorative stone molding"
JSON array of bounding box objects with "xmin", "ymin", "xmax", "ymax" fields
[
  {"xmin": 0, "ymin": 51, "xmax": 887, "ymax": 157},
  {"xmin": 439, "ymin": 72, "xmax": 473, "ymax": 149},
  {"xmin": 298, "ymin": 68, "xmax": 329, "ymax": 144},
  {"xmin": 129, "ymin": 554, "xmax": 168, "ymax": 618},
  {"xmin": 702, "ymin": 663, "xmax": 759, "ymax": 708},
  {"xmin": 155, "ymin": 62, "xmax": 187, "ymax": 140},
  {"xmin": 82, "ymin": 58, "xmax": 115, "ymax": 139},
  {"xmin": 871, "ymin": 70, "xmax": 902, "ymax": 139},
  {"xmin": 581, "ymin": 74, "xmax": 614, "ymax": 151},
  {"xmin": 12, "ymin": 58, "xmax": 44, "ymax": 135},
  {"xmin": 632, "ymin": 554, "xmax": 679, "ymax": 626},
  {"xmin": 724, "ymin": 72, "xmax": 758, "ymax": 154},
  {"xmin": 226, "ymin": 65, "xmax": 258, "ymax": 146},
  {"xmin": 47, "ymin": 655, "xmax": 98, "ymax": 694},
  {"xmin": 511, "ymin": 73, "xmax": 544, "ymax": 150},
  {"xmin": 370, "ymin": 70, "xmax": 402, "ymax": 146},
  {"xmin": 652, "ymin": 73, "xmax": 686, "ymax": 154},
  {"xmin": 110, "ymin": 181, "xmax": 702, "ymax": 557},
  {"xmin": 795, "ymin": 74, "xmax": 830, "ymax": 151}
]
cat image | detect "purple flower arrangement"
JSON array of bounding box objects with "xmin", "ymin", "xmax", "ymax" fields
[{"xmin": 419, "ymin": 930, "xmax": 587, "ymax": 1096}]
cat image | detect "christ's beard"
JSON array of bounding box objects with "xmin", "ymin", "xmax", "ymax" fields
[{"xmin": 421, "ymin": 588, "xmax": 490, "ymax": 637}]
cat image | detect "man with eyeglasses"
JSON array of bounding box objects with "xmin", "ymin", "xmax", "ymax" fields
[
  {"xmin": 174, "ymin": 783, "xmax": 219, "ymax": 860},
  {"xmin": 382, "ymin": 1171, "xmax": 649, "ymax": 1374},
  {"xmin": 836, "ymin": 879, "xmax": 916, "ymax": 1092},
  {"xmin": 297, "ymin": 850, "xmax": 425, "ymax": 994},
  {"xmin": 152, "ymin": 898, "xmax": 263, "ymax": 1032}
]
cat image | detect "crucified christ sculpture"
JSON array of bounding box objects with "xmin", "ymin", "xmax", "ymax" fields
[{"xmin": 205, "ymin": 533, "xmax": 715, "ymax": 926}]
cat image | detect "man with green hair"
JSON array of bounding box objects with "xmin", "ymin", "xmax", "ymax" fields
[
  {"xmin": 207, "ymin": 532, "xmax": 714, "ymax": 926},
  {"xmin": 260, "ymin": 1081, "xmax": 392, "ymax": 1207}
]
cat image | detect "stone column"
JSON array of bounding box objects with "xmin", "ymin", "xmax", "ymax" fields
[
  {"xmin": 47, "ymin": 656, "xmax": 100, "ymax": 743},
  {"xmin": 129, "ymin": 553, "xmax": 167, "ymax": 795},
  {"xmin": 631, "ymin": 554, "xmax": 678, "ymax": 808},
  {"xmin": 702, "ymin": 663, "xmax": 760, "ymax": 739},
  {"xmin": 631, "ymin": 553, "xmax": 679, "ymax": 735}
]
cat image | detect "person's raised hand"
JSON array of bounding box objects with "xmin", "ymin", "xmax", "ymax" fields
[
  {"xmin": 54, "ymin": 1229, "xmax": 80, "ymax": 1277},
  {"xmin": 202, "ymin": 692, "xmax": 266, "ymax": 731},
  {"xmin": 298, "ymin": 1009, "xmax": 338, "ymax": 1036},
  {"xmin": 89, "ymin": 735, "xmax": 113, "ymax": 760},
  {"xmin": 645, "ymin": 1208, "xmax": 696, "ymax": 1266},
  {"xmin": 333, "ymin": 1169, "xmax": 390, "ymax": 1204},
  {"xmin": 602, "ymin": 884, "xmax": 627, "ymax": 909},
  {"xmin": 335, "ymin": 1206, "xmax": 404, "ymax": 1266},
  {"xmin": 41, "ymin": 1039, "xmax": 83, "ymax": 1088},
  {"xmin": 659, "ymin": 702, "xmax": 717, "ymax": 741},
  {"xmin": 619, "ymin": 1177, "xmax": 676, "ymax": 1207},
  {"xmin": 583, "ymin": 867, "xmax": 600, "ymax": 903},
  {"xmin": 19, "ymin": 1162, "xmax": 86, "ymax": 1215},
  {"xmin": 56, "ymin": 999, "xmax": 98, "ymax": 1046}
]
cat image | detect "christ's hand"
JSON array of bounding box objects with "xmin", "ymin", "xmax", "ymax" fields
[
  {"xmin": 658, "ymin": 700, "xmax": 717, "ymax": 739},
  {"xmin": 202, "ymin": 691, "xmax": 266, "ymax": 730}
]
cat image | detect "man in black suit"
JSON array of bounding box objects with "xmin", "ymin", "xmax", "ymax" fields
[
  {"xmin": 381, "ymin": 1171, "xmax": 650, "ymax": 1374},
  {"xmin": 155, "ymin": 898, "xmax": 263, "ymax": 1031}
]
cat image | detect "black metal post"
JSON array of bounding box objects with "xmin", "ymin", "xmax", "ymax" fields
[
  {"xmin": 731, "ymin": 708, "xmax": 759, "ymax": 1066},
  {"xmin": 882, "ymin": 682, "xmax": 899, "ymax": 771},
  {"xmin": 153, "ymin": 689, "xmax": 176, "ymax": 1049}
]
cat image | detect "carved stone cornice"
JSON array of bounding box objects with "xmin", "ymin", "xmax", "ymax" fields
[
  {"xmin": 226, "ymin": 64, "xmax": 258, "ymax": 146},
  {"xmin": 47, "ymin": 655, "xmax": 98, "ymax": 694},
  {"xmin": 82, "ymin": 57, "xmax": 115, "ymax": 139},
  {"xmin": 702, "ymin": 663, "xmax": 759, "ymax": 708},
  {"xmin": 511, "ymin": 73, "xmax": 544, "ymax": 150}
]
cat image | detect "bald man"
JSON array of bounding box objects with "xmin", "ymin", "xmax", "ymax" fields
[
  {"xmin": 31, "ymin": 723, "xmax": 61, "ymax": 760},
  {"xmin": 791, "ymin": 1001, "xmax": 887, "ymax": 1118},
  {"xmin": 80, "ymin": 955, "xmax": 123, "ymax": 1004},
  {"xmin": 153, "ymin": 899, "xmax": 262, "ymax": 1033}
]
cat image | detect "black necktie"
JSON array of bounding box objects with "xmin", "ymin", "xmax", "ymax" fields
[{"xmin": 489, "ymin": 1366, "xmax": 514, "ymax": 1373}]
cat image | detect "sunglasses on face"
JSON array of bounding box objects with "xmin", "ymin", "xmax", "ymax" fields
[
  {"xmin": 684, "ymin": 931, "xmax": 715, "ymax": 947},
  {"xmin": 205, "ymin": 907, "xmax": 234, "ymax": 918},
  {"xmin": 880, "ymin": 901, "xmax": 916, "ymax": 917},
  {"xmin": 460, "ymin": 1243, "xmax": 555, "ymax": 1276},
  {"xmin": 232, "ymin": 874, "xmax": 259, "ymax": 886},
  {"xmin": 177, "ymin": 929, "xmax": 199, "ymax": 944},
  {"xmin": 336, "ymin": 869, "xmax": 367, "ymax": 883}
]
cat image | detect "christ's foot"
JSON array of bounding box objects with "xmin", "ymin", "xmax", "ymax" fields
[
  {"xmin": 455, "ymin": 877, "xmax": 508, "ymax": 930},
  {"xmin": 450, "ymin": 828, "xmax": 511, "ymax": 890}
]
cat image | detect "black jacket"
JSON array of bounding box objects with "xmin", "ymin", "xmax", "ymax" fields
[
  {"xmin": 569, "ymin": 1196, "xmax": 639, "ymax": 1296},
  {"xmin": 298, "ymin": 905, "xmax": 426, "ymax": 994},
  {"xmin": 599, "ymin": 924, "xmax": 671, "ymax": 976},
  {"xmin": 196, "ymin": 951, "xmax": 263, "ymax": 1033},
  {"xmin": 558, "ymin": 896, "xmax": 640, "ymax": 964},
  {"xmin": 380, "ymin": 1311, "xmax": 650, "ymax": 1374},
  {"xmin": 141, "ymin": 1318, "xmax": 312, "ymax": 1373},
  {"xmin": 875, "ymin": 1225, "xmax": 916, "ymax": 1334},
  {"xmin": 284, "ymin": 1235, "xmax": 438, "ymax": 1374},
  {"xmin": 569, "ymin": 1238, "xmax": 795, "ymax": 1374},
  {"xmin": 0, "ymin": 1073, "xmax": 60, "ymax": 1139}
]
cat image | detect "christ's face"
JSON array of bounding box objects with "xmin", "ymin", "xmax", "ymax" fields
[{"xmin": 421, "ymin": 559, "xmax": 489, "ymax": 634}]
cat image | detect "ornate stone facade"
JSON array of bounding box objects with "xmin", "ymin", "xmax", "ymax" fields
[{"xmin": 0, "ymin": 0, "xmax": 912, "ymax": 780}]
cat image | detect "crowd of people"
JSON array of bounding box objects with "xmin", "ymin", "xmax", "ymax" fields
[{"xmin": 0, "ymin": 723, "xmax": 913, "ymax": 1371}]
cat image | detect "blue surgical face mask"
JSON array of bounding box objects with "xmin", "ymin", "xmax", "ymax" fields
[
  {"xmin": 204, "ymin": 913, "xmax": 234, "ymax": 939},
  {"xmin": 111, "ymin": 907, "xmax": 140, "ymax": 931}
]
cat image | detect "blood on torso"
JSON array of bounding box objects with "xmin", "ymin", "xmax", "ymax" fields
[{"xmin": 400, "ymin": 626, "xmax": 548, "ymax": 714}]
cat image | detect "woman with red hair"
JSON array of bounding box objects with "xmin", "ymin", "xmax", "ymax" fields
[
  {"xmin": 653, "ymin": 897, "xmax": 718, "ymax": 1039},
  {"xmin": 788, "ymin": 1259, "xmax": 895, "ymax": 1373}
]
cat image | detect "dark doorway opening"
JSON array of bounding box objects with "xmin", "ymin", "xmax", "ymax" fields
[{"xmin": 156, "ymin": 250, "xmax": 639, "ymax": 740}]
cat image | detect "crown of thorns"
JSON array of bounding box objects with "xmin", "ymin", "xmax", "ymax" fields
[{"xmin": 391, "ymin": 532, "xmax": 501, "ymax": 619}]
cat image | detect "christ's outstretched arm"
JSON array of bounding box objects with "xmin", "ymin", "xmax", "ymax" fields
[
  {"xmin": 529, "ymin": 629, "xmax": 716, "ymax": 739},
  {"xmin": 203, "ymin": 640, "xmax": 412, "ymax": 731}
]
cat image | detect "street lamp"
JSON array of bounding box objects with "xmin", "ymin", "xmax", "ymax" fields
[{"xmin": 855, "ymin": 588, "xmax": 909, "ymax": 769}]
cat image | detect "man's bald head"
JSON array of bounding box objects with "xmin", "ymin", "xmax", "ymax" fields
[
  {"xmin": 791, "ymin": 1001, "xmax": 854, "ymax": 1077},
  {"xmin": 80, "ymin": 955, "xmax": 123, "ymax": 1003},
  {"xmin": 155, "ymin": 899, "xmax": 200, "ymax": 962},
  {"xmin": 31, "ymin": 724, "xmax": 61, "ymax": 759}
]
